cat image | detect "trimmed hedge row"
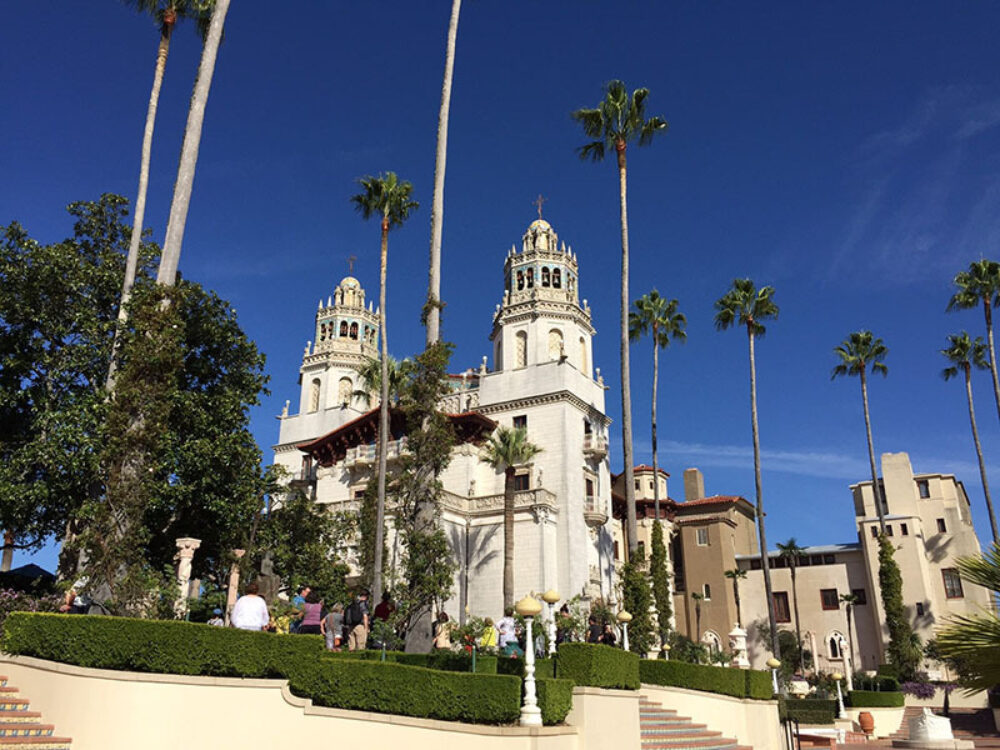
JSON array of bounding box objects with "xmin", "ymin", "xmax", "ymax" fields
[
  {"xmin": 0, "ymin": 614, "xmax": 527, "ymax": 724},
  {"xmin": 496, "ymin": 656, "xmax": 555, "ymax": 679},
  {"xmin": 638, "ymin": 660, "xmax": 775, "ymax": 700},
  {"xmin": 848, "ymin": 690, "xmax": 904, "ymax": 708},
  {"xmin": 536, "ymin": 678, "xmax": 574, "ymax": 725},
  {"xmin": 556, "ymin": 643, "xmax": 639, "ymax": 690},
  {"xmin": 779, "ymin": 697, "xmax": 836, "ymax": 725}
]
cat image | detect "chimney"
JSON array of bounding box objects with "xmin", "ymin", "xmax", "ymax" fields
[{"xmin": 684, "ymin": 468, "xmax": 705, "ymax": 503}]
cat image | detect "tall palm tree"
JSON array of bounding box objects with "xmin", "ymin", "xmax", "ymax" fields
[
  {"xmin": 351, "ymin": 172, "xmax": 419, "ymax": 605},
  {"xmin": 573, "ymin": 81, "xmax": 667, "ymax": 556},
  {"xmin": 724, "ymin": 568, "xmax": 747, "ymax": 627},
  {"xmin": 107, "ymin": 0, "xmax": 210, "ymax": 390},
  {"xmin": 483, "ymin": 426, "xmax": 542, "ymax": 609},
  {"xmin": 948, "ymin": 260, "xmax": 1000, "ymax": 424},
  {"xmin": 352, "ymin": 355, "xmax": 413, "ymax": 408},
  {"xmin": 942, "ymin": 332, "xmax": 998, "ymax": 543},
  {"xmin": 691, "ymin": 591, "xmax": 704, "ymax": 642},
  {"xmin": 156, "ymin": 0, "xmax": 230, "ymax": 289},
  {"xmin": 425, "ymin": 0, "xmax": 462, "ymax": 347},
  {"xmin": 777, "ymin": 538, "xmax": 806, "ymax": 670},
  {"xmin": 832, "ymin": 331, "xmax": 889, "ymax": 534},
  {"xmin": 628, "ymin": 290, "xmax": 686, "ymax": 520},
  {"xmin": 839, "ymin": 592, "xmax": 859, "ymax": 673},
  {"xmin": 714, "ymin": 278, "xmax": 781, "ymax": 659}
]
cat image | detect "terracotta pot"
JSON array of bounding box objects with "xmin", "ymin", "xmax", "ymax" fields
[{"xmin": 858, "ymin": 711, "xmax": 875, "ymax": 736}]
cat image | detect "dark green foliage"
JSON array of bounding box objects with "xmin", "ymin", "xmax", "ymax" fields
[
  {"xmin": 536, "ymin": 678, "xmax": 574, "ymax": 725},
  {"xmin": 356, "ymin": 482, "xmax": 382, "ymax": 593},
  {"xmin": 779, "ymin": 697, "xmax": 836, "ymax": 725},
  {"xmin": 397, "ymin": 651, "xmax": 498, "ymax": 674},
  {"xmin": 639, "ymin": 659, "xmax": 774, "ymax": 699},
  {"xmin": 854, "ymin": 673, "xmax": 900, "ymax": 692},
  {"xmin": 649, "ymin": 520, "xmax": 671, "ymax": 646},
  {"xmin": 666, "ymin": 631, "xmax": 710, "ymax": 664},
  {"xmin": 847, "ymin": 690, "xmax": 905, "ymax": 708},
  {"xmin": 557, "ymin": 643, "xmax": 639, "ymax": 690},
  {"xmin": 620, "ymin": 549, "xmax": 656, "ymax": 655},
  {"xmin": 496, "ymin": 656, "xmax": 555, "ymax": 679},
  {"xmin": 878, "ymin": 537, "xmax": 921, "ymax": 680}
]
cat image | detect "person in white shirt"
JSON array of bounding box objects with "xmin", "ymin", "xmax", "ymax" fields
[
  {"xmin": 230, "ymin": 582, "xmax": 269, "ymax": 631},
  {"xmin": 497, "ymin": 607, "xmax": 516, "ymax": 649}
]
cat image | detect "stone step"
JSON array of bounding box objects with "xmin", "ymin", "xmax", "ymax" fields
[
  {"xmin": 0, "ymin": 739, "xmax": 72, "ymax": 749},
  {"xmin": 643, "ymin": 720, "xmax": 706, "ymax": 729},
  {"xmin": 0, "ymin": 702, "xmax": 30, "ymax": 713},
  {"xmin": 0, "ymin": 727, "xmax": 54, "ymax": 739},
  {"xmin": 0, "ymin": 715, "xmax": 41, "ymax": 726},
  {"xmin": 640, "ymin": 740, "xmax": 740, "ymax": 750},
  {"xmin": 643, "ymin": 725, "xmax": 711, "ymax": 735}
]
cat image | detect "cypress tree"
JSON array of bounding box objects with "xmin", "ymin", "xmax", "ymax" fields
[
  {"xmin": 621, "ymin": 548, "xmax": 656, "ymax": 655},
  {"xmin": 878, "ymin": 535, "xmax": 921, "ymax": 679},
  {"xmin": 650, "ymin": 520, "xmax": 672, "ymax": 649}
]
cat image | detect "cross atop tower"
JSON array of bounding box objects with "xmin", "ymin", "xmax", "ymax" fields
[
  {"xmin": 347, "ymin": 255, "xmax": 357, "ymax": 274},
  {"xmin": 533, "ymin": 194, "xmax": 547, "ymax": 220}
]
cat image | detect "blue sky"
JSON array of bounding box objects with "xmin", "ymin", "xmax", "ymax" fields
[{"xmin": 4, "ymin": 2, "xmax": 1000, "ymax": 571}]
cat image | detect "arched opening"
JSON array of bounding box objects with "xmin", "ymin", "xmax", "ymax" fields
[
  {"xmin": 828, "ymin": 631, "xmax": 845, "ymax": 659},
  {"xmin": 339, "ymin": 321, "xmax": 348, "ymax": 337},
  {"xmin": 703, "ymin": 630, "xmax": 722, "ymax": 654},
  {"xmin": 517, "ymin": 270, "xmax": 524, "ymax": 291},
  {"xmin": 579, "ymin": 337, "xmax": 588, "ymax": 375},
  {"xmin": 541, "ymin": 267, "xmax": 550, "ymax": 287},
  {"xmin": 349, "ymin": 322, "xmax": 359, "ymax": 340},
  {"xmin": 308, "ymin": 378, "xmax": 321, "ymax": 413},
  {"xmin": 552, "ymin": 268, "xmax": 561, "ymax": 289},
  {"xmin": 338, "ymin": 377, "xmax": 353, "ymax": 407},
  {"xmin": 515, "ymin": 331, "xmax": 528, "ymax": 368},
  {"xmin": 526, "ymin": 268, "xmax": 534, "ymax": 288},
  {"xmin": 548, "ymin": 329, "xmax": 564, "ymax": 361}
]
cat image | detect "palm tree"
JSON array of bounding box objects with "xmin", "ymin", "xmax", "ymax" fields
[
  {"xmin": 942, "ymin": 332, "xmax": 998, "ymax": 543},
  {"xmin": 107, "ymin": 0, "xmax": 210, "ymax": 390},
  {"xmin": 572, "ymin": 81, "xmax": 667, "ymax": 556},
  {"xmin": 691, "ymin": 591, "xmax": 704, "ymax": 642},
  {"xmin": 724, "ymin": 568, "xmax": 748, "ymax": 627},
  {"xmin": 777, "ymin": 538, "xmax": 806, "ymax": 670},
  {"xmin": 832, "ymin": 331, "xmax": 889, "ymax": 534},
  {"xmin": 156, "ymin": 0, "xmax": 230, "ymax": 288},
  {"xmin": 425, "ymin": 0, "xmax": 462, "ymax": 347},
  {"xmin": 352, "ymin": 355, "xmax": 413, "ymax": 408},
  {"xmin": 948, "ymin": 260, "xmax": 1000, "ymax": 424},
  {"xmin": 351, "ymin": 172, "xmax": 419, "ymax": 605},
  {"xmin": 714, "ymin": 278, "xmax": 781, "ymax": 659},
  {"xmin": 483, "ymin": 426, "xmax": 542, "ymax": 609},
  {"xmin": 628, "ymin": 290, "xmax": 686, "ymax": 520},
  {"xmin": 839, "ymin": 592, "xmax": 859, "ymax": 672}
]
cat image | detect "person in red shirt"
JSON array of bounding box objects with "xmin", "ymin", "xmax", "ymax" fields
[{"xmin": 373, "ymin": 590, "xmax": 395, "ymax": 621}]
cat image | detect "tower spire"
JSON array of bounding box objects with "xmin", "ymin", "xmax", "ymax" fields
[{"xmin": 533, "ymin": 194, "xmax": 547, "ymax": 220}]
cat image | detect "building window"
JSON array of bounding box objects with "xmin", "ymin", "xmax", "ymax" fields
[
  {"xmin": 585, "ymin": 477, "xmax": 595, "ymax": 499},
  {"xmin": 553, "ymin": 268, "xmax": 562, "ymax": 289},
  {"xmin": 340, "ymin": 321, "xmax": 348, "ymax": 337},
  {"xmin": 579, "ymin": 336, "xmax": 588, "ymax": 374},
  {"xmin": 514, "ymin": 472, "xmax": 530, "ymax": 492},
  {"xmin": 515, "ymin": 331, "xmax": 528, "ymax": 368},
  {"xmin": 918, "ymin": 480, "xmax": 930, "ymax": 498},
  {"xmin": 901, "ymin": 523, "xmax": 909, "ymax": 536},
  {"xmin": 821, "ymin": 589, "xmax": 839, "ymax": 610},
  {"xmin": 773, "ymin": 592, "xmax": 791, "ymax": 623},
  {"xmin": 548, "ymin": 329, "xmax": 564, "ymax": 360},
  {"xmin": 308, "ymin": 378, "xmax": 321, "ymax": 412},
  {"xmin": 937, "ymin": 518, "xmax": 947, "ymax": 533},
  {"xmin": 750, "ymin": 558, "xmax": 761, "ymax": 570},
  {"xmin": 634, "ymin": 480, "xmax": 640, "ymax": 490},
  {"xmin": 942, "ymin": 568, "xmax": 964, "ymax": 599},
  {"xmin": 886, "ymin": 525, "xmax": 894, "ymax": 536},
  {"xmin": 851, "ymin": 589, "xmax": 867, "ymax": 605},
  {"xmin": 526, "ymin": 268, "xmax": 534, "ymax": 288},
  {"xmin": 513, "ymin": 415, "xmax": 527, "ymax": 430},
  {"xmin": 613, "ymin": 541, "xmax": 620, "ymax": 560},
  {"xmin": 870, "ymin": 526, "xmax": 879, "ymax": 538},
  {"xmin": 916, "ymin": 602, "xmax": 925, "ymax": 616},
  {"xmin": 696, "ymin": 528, "xmax": 709, "ymax": 546},
  {"xmin": 541, "ymin": 267, "xmax": 551, "ymax": 287},
  {"xmin": 349, "ymin": 322, "xmax": 358, "ymax": 340},
  {"xmin": 516, "ymin": 270, "xmax": 524, "ymax": 291},
  {"xmin": 811, "ymin": 554, "xmax": 824, "ymax": 566},
  {"xmin": 828, "ymin": 633, "xmax": 844, "ymax": 659},
  {"xmin": 703, "ymin": 583, "xmax": 711, "ymax": 600},
  {"xmin": 337, "ymin": 377, "xmax": 352, "ymax": 406}
]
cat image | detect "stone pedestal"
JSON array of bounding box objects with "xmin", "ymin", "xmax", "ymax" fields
[
  {"xmin": 728, "ymin": 626, "xmax": 750, "ymax": 669},
  {"xmin": 891, "ymin": 709, "xmax": 974, "ymax": 749},
  {"xmin": 173, "ymin": 537, "xmax": 201, "ymax": 618}
]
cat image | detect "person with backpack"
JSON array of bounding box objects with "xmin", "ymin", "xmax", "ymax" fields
[{"xmin": 345, "ymin": 589, "xmax": 370, "ymax": 651}]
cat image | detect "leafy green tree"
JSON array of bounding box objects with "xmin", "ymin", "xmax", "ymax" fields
[
  {"xmin": 352, "ymin": 172, "xmax": 419, "ymax": 607},
  {"xmin": 832, "ymin": 330, "xmax": 889, "ymax": 534},
  {"xmin": 724, "ymin": 567, "xmax": 747, "ymax": 628},
  {"xmin": 714, "ymin": 278, "xmax": 781, "ymax": 659},
  {"xmin": 621, "ymin": 549, "xmax": 656, "ymax": 655},
  {"xmin": 483, "ymin": 426, "xmax": 542, "ymax": 610},
  {"xmin": 352, "ymin": 355, "xmax": 413, "ymax": 408},
  {"xmin": 424, "ymin": 0, "xmax": 463, "ymax": 346},
  {"xmin": 573, "ymin": 81, "xmax": 667, "ymax": 555},
  {"xmin": 947, "ymin": 260, "xmax": 1000, "ymax": 425},
  {"xmin": 649, "ymin": 519, "xmax": 672, "ymax": 648},
  {"xmin": 777, "ymin": 537, "xmax": 806, "ymax": 670},
  {"xmin": 629, "ymin": 290, "xmax": 686, "ymax": 520},
  {"xmin": 879, "ymin": 535, "xmax": 922, "ymax": 679},
  {"xmin": 941, "ymin": 332, "xmax": 997, "ymax": 542}
]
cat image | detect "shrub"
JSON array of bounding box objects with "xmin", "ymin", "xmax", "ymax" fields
[
  {"xmin": 746, "ymin": 669, "xmax": 775, "ymax": 699},
  {"xmin": 778, "ymin": 697, "xmax": 836, "ymax": 725},
  {"xmin": 2, "ymin": 613, "xmax": 525, "ymax": 724},
  {"xmin": 536, "ymin": 677, "xmax": 574, "ymax": 725},
  {"xmin": 639, "ymin": 659, "xmax": 773, "ymax": 700},
  {"xmin": 497, "ymin": 656, "xmax": 555, "ymax": 679},
  {"xmin": 900, "ymin": 681, "xmax": 937, "ymax": 699},
  {"xmin": 848, "ymin": 690, "xmax": 905, "ymax": 708},
  {"xmin": 0, "ymin": 591, "xmax": 63, "ymax": 637},
  {"xmin": 557, "ymin": 643, "xmax": 639, "ymax": 690},
  {"xmin": 854, "ymin": 674, "xmax": 899, "ymax": 692}
]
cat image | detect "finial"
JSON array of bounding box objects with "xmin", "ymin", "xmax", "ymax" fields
[
  {"xmin": 533, "ymin": 194, "xmax": 547, "ymax": 220},
  {"xmin": 281, "ymin": 400, "xmax": 289, "ymax": 418},
  {"xmin": 305, "ymin": 341, "xmax": 312, "ymax": 356},
  {"xmin": 480, "ymin": 356, "xmax": 488, "ymax": 374},
  {"xmin": 327, "ymin": 295, "xmax": 332, "ymax": 306},
  {"xmin": 318, "ymin": 299, "xmax": 323, "ymax": 310},
  {"xmin": 347, "ymin": 254, "xmax": 357, "ymax": 274}
]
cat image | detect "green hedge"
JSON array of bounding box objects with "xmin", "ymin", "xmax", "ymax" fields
[
  {"xmin": 848, "ymin": 690, "xmax": 905, "ymax": 708},
  {"xmin": 556, "ymin": 643, "xmax": 639, "ymax": 690},
  {"xmin": 1, "ymin": 614, "xmax": 529, "ymax": 724},
  {"xmin": 779, "ymin": 698, "xmax": 836, "ymax": 725},
  {"xmin": 536, "ymin": 678, "xmax": 574, "ymax": 725},
  {"xmin": 496, "ymin": 656, "xmax": 555, "ymax": 679},
  {"xmin": 638, "ymin": 660, "xmax": 774, "ymax": 700}
]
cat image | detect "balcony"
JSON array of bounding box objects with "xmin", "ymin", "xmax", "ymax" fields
[
  {"xmin": 583, "ymin": 434, "xmax": 608, "ymax": 459},
  {"xmin": 343, "ymin": 437, "xmax": 409, "ymax": 469},
  {"xmin": 288, "ymin": 466, "xmax": 317, "ymax": 488},
  {"xmin": 583, "ymin": 495, "xmax": 608, "ymax": 527}
]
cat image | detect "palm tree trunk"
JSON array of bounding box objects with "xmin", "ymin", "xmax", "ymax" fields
[
  {"xmin": 791, "ymin": 565, "xmax": 803, "ymax": 671},
  {"xmin": 616, "ymin": 142, "xmax": 638, "ymax": 555},
  {"xmin": 846, "ymin": 604, "xmax": 856, "ymax": 671},
  {"xmin": 651, "ymin": 327, "xmax": 660, "ymax": 520},
  {"xmin": 107, "ymin": 13, "xmax": 175, "ymax": 391},
  {"xmin": 749, "ymin": 327, "xmax": 781, "ymax": 660},
  {"xmin": 860, "ymin": 368, "xmax": 886, "ymax": 533},
  {"xmin": 983, "ymin": 301, "xmax": 1000, "ymax": 425},
  {"xmin": 503, "ymin": 466, "xmax": 516, "ymax": 610},
  {"xmin": 156, "ymin": 0, "xmax": 230, "ymax": 288},
  {"xmin": 373, "ymin": 217, "xmax": 390, "ymax": 605},
  {"xmin": 425, "ymin": 0, "xmax": 461, "ymax": 348},
  {"xmin": 733, "ymin": 578, "xmax": 742, "ymax": 628},
  {"xmin": 965, "ymin": 364, "xmax": 998, "ymax": 542}
]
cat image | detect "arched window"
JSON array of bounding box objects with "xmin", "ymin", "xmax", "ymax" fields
[
  {"xmin": 552, "ymin": 268, "xmax": 561, "ymax": 288},
  {"xmin": 515, "ymin": 331, "xmax": 528, "ymax": 368},
  {"xmin": 308, "ymin": 378, "xmax": 321, "ymax": 412},
  {"xmin": 541, "ymin": 267, "xmax": 551, "ymax": 287},
  {"xmin": 349, "ymin": 322, "xmax": 359, "ymax": 340},
  {"xmin": 339, "ymin": 321, "xmax": 348, "ymax": 337},
  {"xmin": 517, "ymin": 271, "xmax": 524, "ymax": 291},
  {"xmin": 548, "ymin": 329, "xmax": 564, "ymax": 361},
  {"xmin": 579, "ymin": 337, "xmax": 588, "ymax": 375},
  {"xmin": 828, "ymin": 631, "xmax": 845, "ymax": 659},
  {"xmin": 526, "ymin": 268, "xmax": 534, "ymax": 288},
  {"xmin": 338, "ymin": 377, "xmax": 353, "ymax": 406}
]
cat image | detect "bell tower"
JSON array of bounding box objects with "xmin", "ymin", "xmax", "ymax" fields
[{"xmin": 490, "ymin": 219, "xmax": 595, "ymax": 375}]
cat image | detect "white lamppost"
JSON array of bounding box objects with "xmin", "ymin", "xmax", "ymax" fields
[
  {"xmin": 663, "ymin": 642, "xmax": 671, "ymax": 661},
  {"xmin": 832, "ymin": 672, "xmax": 845, "ymax": 718},
  {"xmin": 515, "ymin": 595, "xmax": 543, "ymax": 727},
  {"xmin": 617, "ymin": 610, "xmax": 632, "ymax": 652},
  {"xmin": 766, "ymin": 657, "xmax": 781, "ymax": 695},
  {"xmin": 541, "ymin": 589, "xmax": 560, "ymax": 658}
]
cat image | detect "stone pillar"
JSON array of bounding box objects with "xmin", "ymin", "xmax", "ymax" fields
[
  {"xmin": 225, "ymin": 549, "xmax": 245, "ymax": 625},
  {"xmin": 729, "ymin": 625, "xmax": 750, "ymax": 669},
  {"xmin": 173, "ymin": 537, "xmax": 201, "ymax": 618}
]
